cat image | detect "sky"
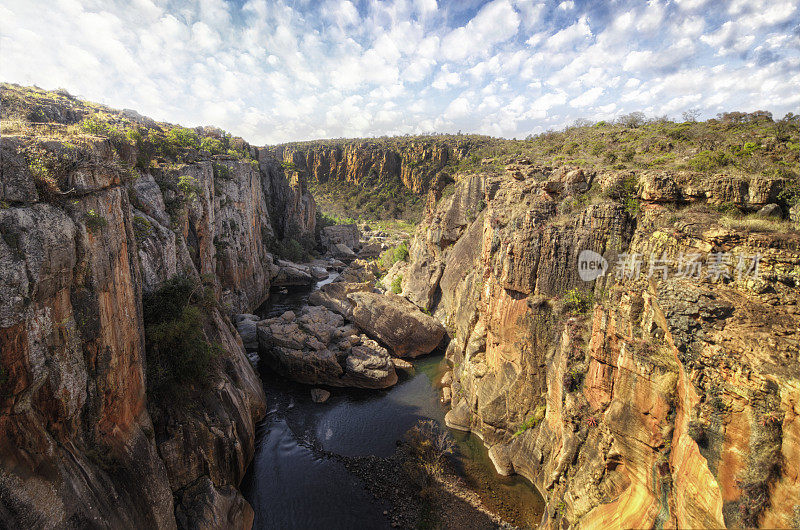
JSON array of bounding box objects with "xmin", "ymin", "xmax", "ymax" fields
[{"xmin": 1, "ymin": 0, "xmax": 799, "ymax": 145}]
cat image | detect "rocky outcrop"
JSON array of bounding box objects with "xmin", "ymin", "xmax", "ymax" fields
[
  {"xmin": 257, "ymin": 306, "xmax": 397, "ymax": 389},
  {"xmin": 0, "ymin": 106, "xmax": 315, "ymax": 527},
  {"xmin": 320, "ymin": 224, "xmax": 361, "ymax": 252},
  {"xmin": 311, "ymin": 281, "xmax": 445, "ymax": 358},
  {"xmin": 268, "ymin": 138, "xmax": 486, "ymax": 199},
  {"xmin": 404, "ymin": 164, "xmax": 800, "ymax": 529}
]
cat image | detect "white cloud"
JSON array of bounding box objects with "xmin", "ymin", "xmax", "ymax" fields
[
  {"xmin": 0, "ymin": 0, "xmax": 795, "ymax": 143},
  {"xmin": 545, "ymin": 15, "xmax": 592, "ymax": 51},
  {"xmin": 440, "ymin": 0, "xmax": 520, "ymax": 61},
  {"xmin": 570, "ymin": 86, "xmax": 604, "ymax": 107}
]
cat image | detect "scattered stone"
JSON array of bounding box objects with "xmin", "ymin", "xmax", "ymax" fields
[
  {"xmin": 310, "ymin": 388, "xmax": 331, "ymax": 403},
  {"xmin": 441, "ymin": 387, "xmax": 452, "ymax": 405},
  {"xmin": 392, "ymin": 358, "xmax": 414, "ymax": 372}
]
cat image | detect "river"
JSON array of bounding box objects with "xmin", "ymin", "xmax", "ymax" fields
[{"xmin": 240, "ymin": 279, "xmax": 544, "ymax": 529}]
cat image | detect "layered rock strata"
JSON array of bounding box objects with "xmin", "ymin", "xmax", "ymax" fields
[
  {"xmin": 0, "ymin": 125, "xmax": 315, "ymax": 527},
  {"xmin": 402, "ymin": 163, "xmax": 800, "ymax": 529}
]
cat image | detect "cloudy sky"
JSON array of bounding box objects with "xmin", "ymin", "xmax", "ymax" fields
[{"xmin": 1, "ymin": 0, "xmax": 798, "ymax": 144}]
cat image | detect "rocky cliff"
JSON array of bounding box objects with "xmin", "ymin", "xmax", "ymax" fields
[
  {"xmin": 0, "ymin": 87, "xmax": 315, "ymax": 528},
  {"xmin": 399, "ymin": 163, "xmax": 800, "ymax": 528},
  {"xmin": 267, "ymin": 136, "xmax": 490, "ymax": 219}
]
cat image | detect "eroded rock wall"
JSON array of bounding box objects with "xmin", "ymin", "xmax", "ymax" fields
[
  {"xmin": 405, "ymin": 164, "xmax": 800, "ymax": 529},
  {"xmin": 0, "ymin": 134, "xmax": 315, "ymax": 527},
  {"xmin": 268, "ymin": 139, "xmax": 477, "ymax": 196}
]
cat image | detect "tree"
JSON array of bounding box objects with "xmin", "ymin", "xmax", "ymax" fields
[
  {"xmin": 682, "ymin": 108, "xmax": 701, "ymax": 122},
  {"xmin": 616, "ymin": 111, "xmax": 646, "ymax": 128}
]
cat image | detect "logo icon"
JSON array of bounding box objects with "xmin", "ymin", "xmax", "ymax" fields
[{"xmin": 578, "ymin": 250, "xmax": 608, "ymax": 281}]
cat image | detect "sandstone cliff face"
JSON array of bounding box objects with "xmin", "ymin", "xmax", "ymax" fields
[
  {"xmin": 0, "ymin": 131, "xmax": 315, "ymax": 527},
  {"xmin": 268, "ymin": 138, "xmax": 477, "ymax": 196},
  {"xmin": 404, "ymin": 164, "xmax": 800, "ymax": 529}
]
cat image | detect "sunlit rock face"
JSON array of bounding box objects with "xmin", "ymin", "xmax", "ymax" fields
[
  {"xmin": 0, "ymin": 125, "xmax": 315, "ymax": 527},
  {"xmin": 405, "ymin": 163, "xmax": 800, "ymax": 529}
]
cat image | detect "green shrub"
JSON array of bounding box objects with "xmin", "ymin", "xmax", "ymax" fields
[
  {"xmin": 167, "ymin": 127, "xmax": 200, "ymax": 150},
  {"xmin": 142, "ymin": 275, "xmax": 219, "ymax": 395},
  {"xmin": 379, "ymin": 241, "xmax": 410, "ymax": 269},
  {"xmin": 514, "ymin": 404, "xmax": 546, "ymax": 436},
  {"xmin": 133, "ymin": 215, "xmax": 152, "ymax": 241},
  {"xmin": 201, "ymin": 136, "xmax": 225, "ymax": 155},
  {"xmin": 212, "ymin": 162, "xmax": 233, "ymax": 180},
  {"xmin": 391, "ymin": 275, "xmax": 403, "ymax": 294},
  {"xmin": 85, "ymin": 209, "xmax": 107, "ymax": 231},
  {"xmin": 563, "ymin": 288, "xmax": 594, "ymax": 315},
  {"xmin": 689, "ymin": 150, "xmax": 732, "ymax": 171},
  {"xmin": 177, "ymin": 174, "xmax": 201, "ymax": 198}
]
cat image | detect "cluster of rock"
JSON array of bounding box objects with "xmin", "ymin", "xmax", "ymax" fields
[
  {"xmin": 400, "ymin": 163, "xmax": 800, "ymax": 529},
  {"xmin": 257, "ymin": 306, "xmax": 398, "ymax": 389},
  {"xmin": 241, "ymin": 255, "xmax": 446, "ymax": 391}
]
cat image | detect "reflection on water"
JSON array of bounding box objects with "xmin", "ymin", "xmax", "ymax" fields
[{"xmin": 241, "ymin": 282, "xmax": 544, "ymax": 529}]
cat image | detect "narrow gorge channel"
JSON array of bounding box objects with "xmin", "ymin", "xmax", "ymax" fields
[{"xmin": 241, "ymin": 279, "xmax": 545, "ymax": 529}]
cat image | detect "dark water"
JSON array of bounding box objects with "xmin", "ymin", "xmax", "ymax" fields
[{"xmin": 241, "ymin": 281, "xmax": 544, "ymax": 529}]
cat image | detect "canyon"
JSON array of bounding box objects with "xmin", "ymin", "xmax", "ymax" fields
[{"xmin": 1, "ymin": 84, "xmax": 799, "ymax": 529}]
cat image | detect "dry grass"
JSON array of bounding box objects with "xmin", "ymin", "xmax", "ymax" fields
[{"xmin": 720, "ymin": 214, "xmax": 798, "ymax": 233}]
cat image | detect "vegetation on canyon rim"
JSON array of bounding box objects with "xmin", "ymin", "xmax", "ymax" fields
[{"xmin": 274, "ymin": 109, "xmax": 798, "ymax": 225}]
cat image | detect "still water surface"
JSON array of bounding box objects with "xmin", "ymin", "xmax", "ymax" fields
[{"xmin": 241, "ymin": 282, "xmax": 544, "ymax": 529}]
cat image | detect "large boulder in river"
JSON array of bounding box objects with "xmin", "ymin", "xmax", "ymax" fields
[
  {"xmin": 257, "ymin": 306, "xmax": 397, "ymax": 389},
  {"xmin": 309, "ymin": 281, "xmax": 372, "ymax": 315},
  {"xmin": 347, "ymin": 292, "xmax": 445, "ymax": 358},
  {"xmin": 271, "ymin": 259, "xmax": 315, "ymax": 287},
  {"xmin": 310, "ymin": 283, "xmax": 445, "ymax": 357}
]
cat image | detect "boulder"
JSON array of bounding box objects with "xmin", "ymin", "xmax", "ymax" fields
[
  {"xmin": 392, "ymin": 358, "xmax": 414, "ymax": 372},
  {"xmin": 358, "ymin": 241, "xmax": 384, "ymax": 259},
  {"xmin": 488, "ymin": 445, "xmax": 514, "ymax": 476},
  {"xmin": 235, "ymin": 317, "xmax": 259, "ymax": 351},
  {"xmin": 257, "ymin": 306, "xmax": 397, "ymax": 389},
  {"xmin": 175, "ymin": 476, "xmax": 254, "ymax": 530},
  {"xmin": 272, "ymin": 259, "xmax": 314, "ymax": 287},
  {"xmin": 313, "ymin": 284, "xmax": 445, "ymax": 358},
  {"xmin": 441, "ymin": 387, "xmax": 452, "ymax": 405},
  {"xmin": 756, "ymin": 203, "xmax": 783, "ymax": 219},
  {"xmin": 337, "ymin": 259, "xmax": 380, "ymax": 284},
  {"xmin": 309, "ymin": 281, "xmax": 372, "ymax": 316},
  {"xmin": 310, "ymin": 388, "xmax": 331, "ymax": 403},
  {"xmin": 347, "ymin": 292, "xmax": 446, "ymax": 358},
  {"xmin": 310, "ymin": 266, "xmax": 329, "ymax": 280},
  {"xmin": 321, "ymin": 224, "xmax": 361, "ymax": 250},
  {"xmin": 790, "ymin": 203, "xmax": 800, "ymax": 224},
  {"xmin": 331, "ymin": 243, "xmax": 356, "ymax": 259},
  {"xmin": 444, "ymin": 400, "xmax": 471, "ymax": 431}
]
